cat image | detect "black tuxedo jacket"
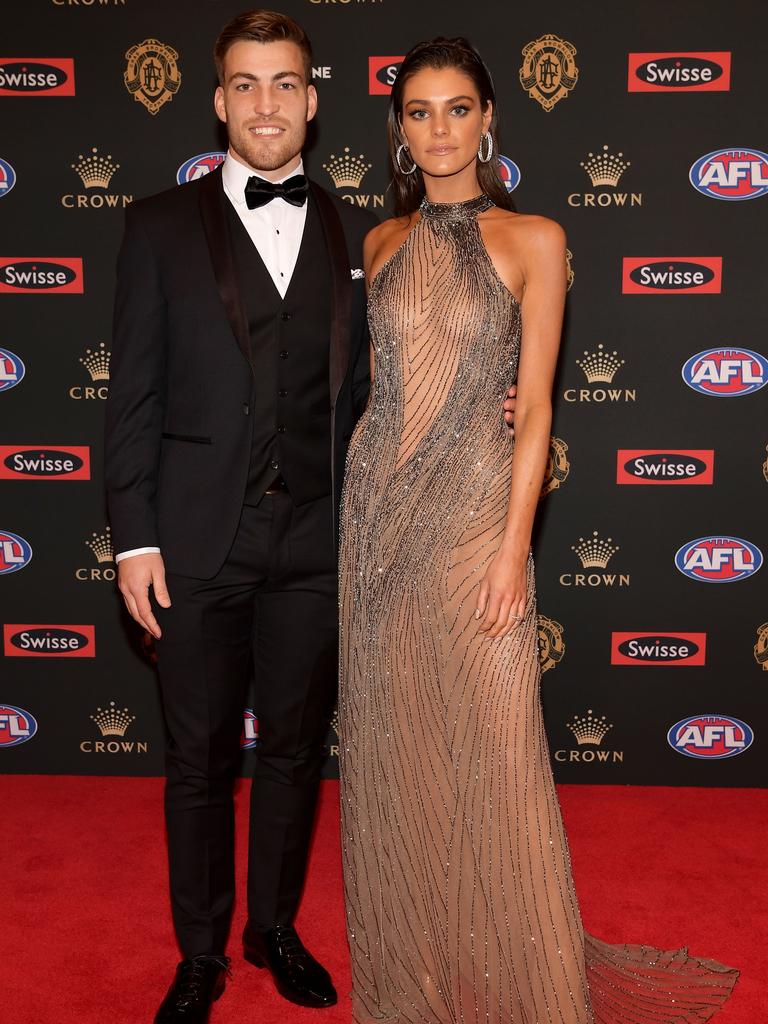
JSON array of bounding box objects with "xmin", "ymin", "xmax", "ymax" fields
[{"xmin": 105, "ymin": 166, "xmax": 376, "ymax": 579}]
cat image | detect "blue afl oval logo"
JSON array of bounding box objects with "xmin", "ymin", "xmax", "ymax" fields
[
  {"xmin": 690, "ymin": 148, "xmax": 768, "ymax": 200},
  {"xmin": 0, "ymin": 704, "xmax": 38, "ymax": 747},
  {"xmin": 0, "ymin": 530, "xmax": 32, "ymax": 575},
  {"xmin": 176, "ymin": 152, "xmax": 226, "ymax": 185},
  {"xmin": 682, "ymin": 347, "xmax": 768, "ymax": 397},
  {"xmin": 667, "ymin": 714, "xmax": 753, "ymax": 759},
  {"xmin": 0, "ymin": 157, "xmax": 16, "ymax": 199},
  {"xmin": 498, "ymin": 155, "xmax": 521, "ymax": 193},
  {"xmin": 675, "ymin": 535, "xmax": 762, "ymax": 583},
  {"xmin": 0, "ymin": 348, "xmax": 25, "ymax": 393},
  {"xmin": 241, "ymin": 709, "xmax": 259, "ymax": 749}
]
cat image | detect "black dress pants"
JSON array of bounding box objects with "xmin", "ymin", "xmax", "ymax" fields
[{"xmin": 152, "ymin": 493, "xmax": 338, "ymax": 957}]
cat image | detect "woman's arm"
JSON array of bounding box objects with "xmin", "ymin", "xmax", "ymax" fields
[{"xmin": 476, "ymin": 216, "xmax": 567, "ymax": 639}]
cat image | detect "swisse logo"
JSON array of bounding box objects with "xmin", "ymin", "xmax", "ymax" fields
[
  {"xmin": 0, "ymin": 59, "xmax": 75, "ymax": 96},
  {"xmin": 0, "ymin": 445, "xmax": 90, "ymax": 479},
  {"xmin": 0, "ymin": 705, "xmax": 38, "ymax": 748},
  {"xmin": 682, "ymin": 348, "xmax": 768, "ymax": 397},
  {"xmin": 368, "ymin": 56, "xmax": 403, "ymax": 95},
  {"xmin": 622, "ymin": 257, "xmax": 721, "ymax": 294},
  {"xmin": 0, "ymin": 348, "xmax": 25, "ymax": 393},
  {"xmin": 611, "ymin": 632, "xmax": 706, "ymax": 666},
  {"xmin": 628, "ymin": 52, "xmax": 731, "ymax": 92},
  {"xmin": 675, "ymin": 536, "xmax": 762, "ymax": 583},
  {"xmin": 176, "ymin": 151, "xmax": 225, "ymax": 184},
  {"xmin": 0, "ymin": 530, "xmax": 32, "ymax": 574},
  {"xmin": 3, "ymin": 624, "xmax": 95, "ymax": 657},
  {"xmin": 668, "ymin": 714, "xmax": 753, "ymax": 760},
  {"xmin": 0, "ymin": 258, "xmax": 84, "ymax": 294},
  {"xmin": 616, "ymin": 449, "xmax": 714, "ymax": 485},
  {"xmin": 690, "ymin": 149, "xmax": 768, "ymax": 201}
]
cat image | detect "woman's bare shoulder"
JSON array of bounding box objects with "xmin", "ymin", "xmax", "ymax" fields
[{"xmin": 364, "ymin": 213, "xmax": 418, "ymax": 276}]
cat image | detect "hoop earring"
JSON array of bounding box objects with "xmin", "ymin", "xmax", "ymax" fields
[
  {"xmin": 396, "ymin": 143, "xmax": 417, "ymax": 175},
  {"xmin": 478, "ymin": 131, "xmax": 493, "ymax": 164}
]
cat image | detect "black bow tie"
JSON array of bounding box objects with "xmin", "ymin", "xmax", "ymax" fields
[{"xmin": 244, "ymin": 174, "xmax": 308, "ymax": 210}]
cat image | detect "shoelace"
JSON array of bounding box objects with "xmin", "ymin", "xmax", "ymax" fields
[
  {"xmin": 175, "ymin": 956, "xmax": 231, "ymax": 1005},
  {"xmin": 273, "ymin": 927, "xmax": 306, "ymax": 964}
]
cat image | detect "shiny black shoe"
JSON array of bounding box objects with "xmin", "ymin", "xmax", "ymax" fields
[
  {"xmin": 154, "ymin": 955, "xmax": 230, "ymax": 1023},
  {"xmin": 243, "ymin": 922, "xmax": 337, "ymax": 1008}
]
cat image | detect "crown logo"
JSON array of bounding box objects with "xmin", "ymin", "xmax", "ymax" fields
[
  {"xmin": 580, "ymin": 145, "xmax": 629, "ymax": 187},
  {"xmin": 91, "ymin": 700, "xmax": 135, "ymax": 736},
  {"xmin": 576, "ymin": 344, "xmax": 625, "ymax": 383},
  {"xmin": 323, "ymin": 147, "xmax": 372, "ymax": 189},
  {"xmin": 86, "ymin": 526, "xmax": 114, "ymax": 564},
  {"xmin": 567, "ymin": 709, "xmax": 612, "ymax": 746},
  {"xmin": 79, "ymin": 342, "xmax": 111, "ymax": 381},
  {"xmin": 71, "ymin": 148, "xmax": 120, "ymax": 189},
  {"xmin": 330, "ymin": 710, "xmax": 339, "ymax": 736},
  {"xmin": 571, "ymin": 531, "xmax": 619, "ymax": 568}
]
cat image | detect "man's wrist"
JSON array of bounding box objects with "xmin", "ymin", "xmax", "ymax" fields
[{"xmin": 115, "ymin": 547, "xmax": 162, "ymax": 563}]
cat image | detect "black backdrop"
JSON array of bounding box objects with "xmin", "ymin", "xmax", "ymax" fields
[{"xmin": 1, "ymin": 0, "xmax": 766, "ymax": 787}]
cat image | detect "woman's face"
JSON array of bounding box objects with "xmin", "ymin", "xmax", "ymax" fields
[{"xmin": 399, "ymin": 66, "xmax": 491, "ymax": 180}]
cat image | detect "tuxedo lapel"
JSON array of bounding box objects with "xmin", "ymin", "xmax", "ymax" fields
[
  {"xmin": 198, "ymin": 166, "xmax": 251, "ymax": 366},
  {"xmin": 310, "ymin": 182, "xmax": 351, "ymax": 408}
]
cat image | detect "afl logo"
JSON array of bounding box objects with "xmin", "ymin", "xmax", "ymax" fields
[
  {"xmin": 667, "ymin": 714, "xmax": 753, "ymax": 760},
  {"xmin": 0, "ymin": 705, "xmax": 38, "ymax": 748},
  {"xmin": 242, "ymin": 709, "xmax": 259, "ymax": 749},
  {"xmin": 690, "ymin": 149, "xmax": 768, "ymax": 201},
  {"xmin": 0, "ymin": 349, "xmax": 25, "ymax": 393},
  {"xmin": 682, "ymin": 347, "xmax": 768, "ymax": 397},
  {"xmin": 0, "ymin": 530, "xmax": 32, "ymax": 574},
  {"xmin": 0, "ymin": 158, "xmax": 16, "ymax": 199},
  {"xmin": 675, "ymin": 536, "xmax": 762, "ymax": 583},
  {"xmin": 498, "ymin": 155, "xmax": 521, "ymax": 194},
  {"xmin": 176, "ymin": 152, "xmax": 225, "ymax": 184}
]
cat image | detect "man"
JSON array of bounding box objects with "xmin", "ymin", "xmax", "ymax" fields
[{"xmin": 106, "ymin": 10, "xmax": 517, "ymax": 1022}]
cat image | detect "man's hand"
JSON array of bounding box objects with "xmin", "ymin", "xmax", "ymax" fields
[
  {"xmin": 117, "ymin": 552, "xmax": 171, "ymax": 639},
  {"xmin": 503, "ymin": 383, "xmax": 517, "ymax": 436}
]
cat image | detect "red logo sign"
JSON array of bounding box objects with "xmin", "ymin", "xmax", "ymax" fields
[
  {"xmin": 0, "ymin": 445, "xmax": 90, "ymax": 479},
  {"xmin": 3, "ymin": 624, "xmax": 95, "ymax": 657},
  {"xmin": 368, "ymin": 56, "xmax": 404, "ymax": 95},
  {"xmin": 611, "ymin": 632, "xmax": 706, "ymax": 666},
  {"xmin": 0, "ymin": 59, "xmax": 76, "ymax": 96},
  {"xmin": 622, "ymin": 257, "xmax": 722, "ymax": 294},
  {"xmin": 0, "ymin": 258, "xmax": 84, "ymax": 294},
  {"xmin": 616, "ymin": 449, "xmax": 714, "ymax": 485},
  {"xmin": 628, "ymin": 52, "xmax": 731, "ymax": 92}
]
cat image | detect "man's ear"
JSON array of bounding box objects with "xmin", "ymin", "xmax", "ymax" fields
[
  {"xmin": 214, "ymin": 85, "xmax": 227, "ymax": 124},
  {"xmin": 307, "ymin": 83, "xmax": 318, "ymax": 122}
]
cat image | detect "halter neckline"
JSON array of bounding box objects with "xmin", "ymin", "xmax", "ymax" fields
[{"xmin": 419, "ymin": 194, "xmax": 494, "ymax": 222}]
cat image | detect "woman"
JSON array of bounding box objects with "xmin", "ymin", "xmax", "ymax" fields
[{"xmin": 338, "ymin": 36, "xmax": 738, "ymax": 1024}]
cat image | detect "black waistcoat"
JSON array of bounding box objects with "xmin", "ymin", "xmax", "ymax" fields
[{"xmin": 226, "ymin": 194, "xmax": 333, "ymax": 505}]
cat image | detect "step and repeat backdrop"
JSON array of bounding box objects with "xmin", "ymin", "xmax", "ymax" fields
[{"xmin": 1, "ymin": 0, "xmax": 766, "ymax": 785}]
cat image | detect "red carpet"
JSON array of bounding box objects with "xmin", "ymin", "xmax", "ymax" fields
[{"xmin": 1, "ymin": 777, "xmax": 763, "ymax": 1023}]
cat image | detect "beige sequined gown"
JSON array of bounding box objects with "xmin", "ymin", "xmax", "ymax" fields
[{"xmin": 338, "ymin": 195, "xmax": 738, "ymax": 1024}]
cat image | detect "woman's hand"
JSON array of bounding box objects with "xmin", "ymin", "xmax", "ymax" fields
[{"xmin": 475, "ymin": 550, "xmax": 528, "ymax": 640}]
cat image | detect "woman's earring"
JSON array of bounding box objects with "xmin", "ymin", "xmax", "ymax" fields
[
  {"xmin": 396, "ymin": 143, "xmax": 417, "ymax": 175},
  {"xmin": 478, "ymin": 131, "xmax": 493, "ymax": 164}
]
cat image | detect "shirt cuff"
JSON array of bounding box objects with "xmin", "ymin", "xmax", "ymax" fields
[{"xmin": 115, "ymin": 547, "xmax": 161, "ymax": 563}]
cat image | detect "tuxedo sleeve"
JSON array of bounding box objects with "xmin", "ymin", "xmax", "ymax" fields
[{"xmin": 104, "ymin": 204, "xmax": 167, "ymax": 554}]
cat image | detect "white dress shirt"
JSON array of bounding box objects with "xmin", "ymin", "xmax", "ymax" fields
[{"xmin": 116, "ymin": 152, "xmax": 308, "ymax": 564}]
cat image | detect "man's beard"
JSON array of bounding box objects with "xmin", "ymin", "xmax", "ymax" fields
[{"xmin": 229, "ymin": 124, "xmax": 306, "ymax": 174}]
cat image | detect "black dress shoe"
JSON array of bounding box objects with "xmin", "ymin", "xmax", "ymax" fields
[
  {"xmin": 243, "ymin": 922, "xmax": 337, "ymax": 1008},
  {"xmin": 154, "ymin": 955, "xmax": 230, "ymax": 1023}
]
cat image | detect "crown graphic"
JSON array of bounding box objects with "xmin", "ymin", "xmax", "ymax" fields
[
  {"xmin": 91, "ymin": 700, "xmax": 135, "ymax": 736},
  {"xmin": 571, "ymin": 530, "xmax": 619, "ymax": 568},
  {"xmin": 86, "ymin": 526, "xmax": 114, "ymax": 564},
  {"xmin": 576, "ymin": 344, "xmax": 625, "ymax": 383},
  {"xmin": 79, "ymin": 342, "xmax": 111, "ymax": 381},
  {"xmin": 330, "ymin": 710, "xmax": 339, "ymax": 736},
  {"xmin": 580, "ymin": 145, "xmax": 629, "ymax": 188},
  {"xmin": 567, "ymin": 709, "xmax": 613, "ymax": 746},
  {"xmin": 323, "ymin": 147, "xmax": 372, "ymax": 189},
  {"xmin": 71, "ymin": 148, "xmax": 120, "ymax": 189}
]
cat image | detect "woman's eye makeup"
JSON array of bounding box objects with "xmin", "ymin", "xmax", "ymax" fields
[{"xmin": 407, "ymin": 104, "xmax": 473, "ymax": 119}]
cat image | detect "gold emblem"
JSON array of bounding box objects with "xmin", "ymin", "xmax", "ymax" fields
[
  {"xmin": 91, "ymin": 701, "xmax": 135, "ymax": 737},
  {"xmin": 86, "ymin": 526, "xmax": 114, "ymax": 565},
  {"xmin": 763, "ymin": 443, "xmax": 768, "ymax": 482},
  {"xmin": 755, "ymin": 623, "xmax": 768, "ymax": 670},
  {"xmin": 323, "ymin": 147, "xmax": 372, "ymax": 189},
  {"xmin": 538, "ymin": 615, "xmax": 565, "ymax": 673},
  {"xmin": 519, "ymin": 34, "xmax": 579, "ymax": 112},
  {"xmin": 567, "ymin": 709, "xmax": 612, "ymax": 746},
  {"xmin": 72, "ymin": 148, "xmax": 120, "ymax": 189},
  {"xmin": 565, "ymin": 248, "xmax": 574, "ymax": 290},
  {"xmin": 540, "ymin": 436, "xmax": 570, "ymax": 498},
  {"xmin": 124, "ymin": 38, "xmax": 181, "ymax": 115},
  {"xmin": 571, "ymin": 531, "xmax": 619, "ymax": 569}
]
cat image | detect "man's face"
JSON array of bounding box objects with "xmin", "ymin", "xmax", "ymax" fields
[{"xmin": 214, "ymin": 40, "xmax": 317, "ymax": 179}]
